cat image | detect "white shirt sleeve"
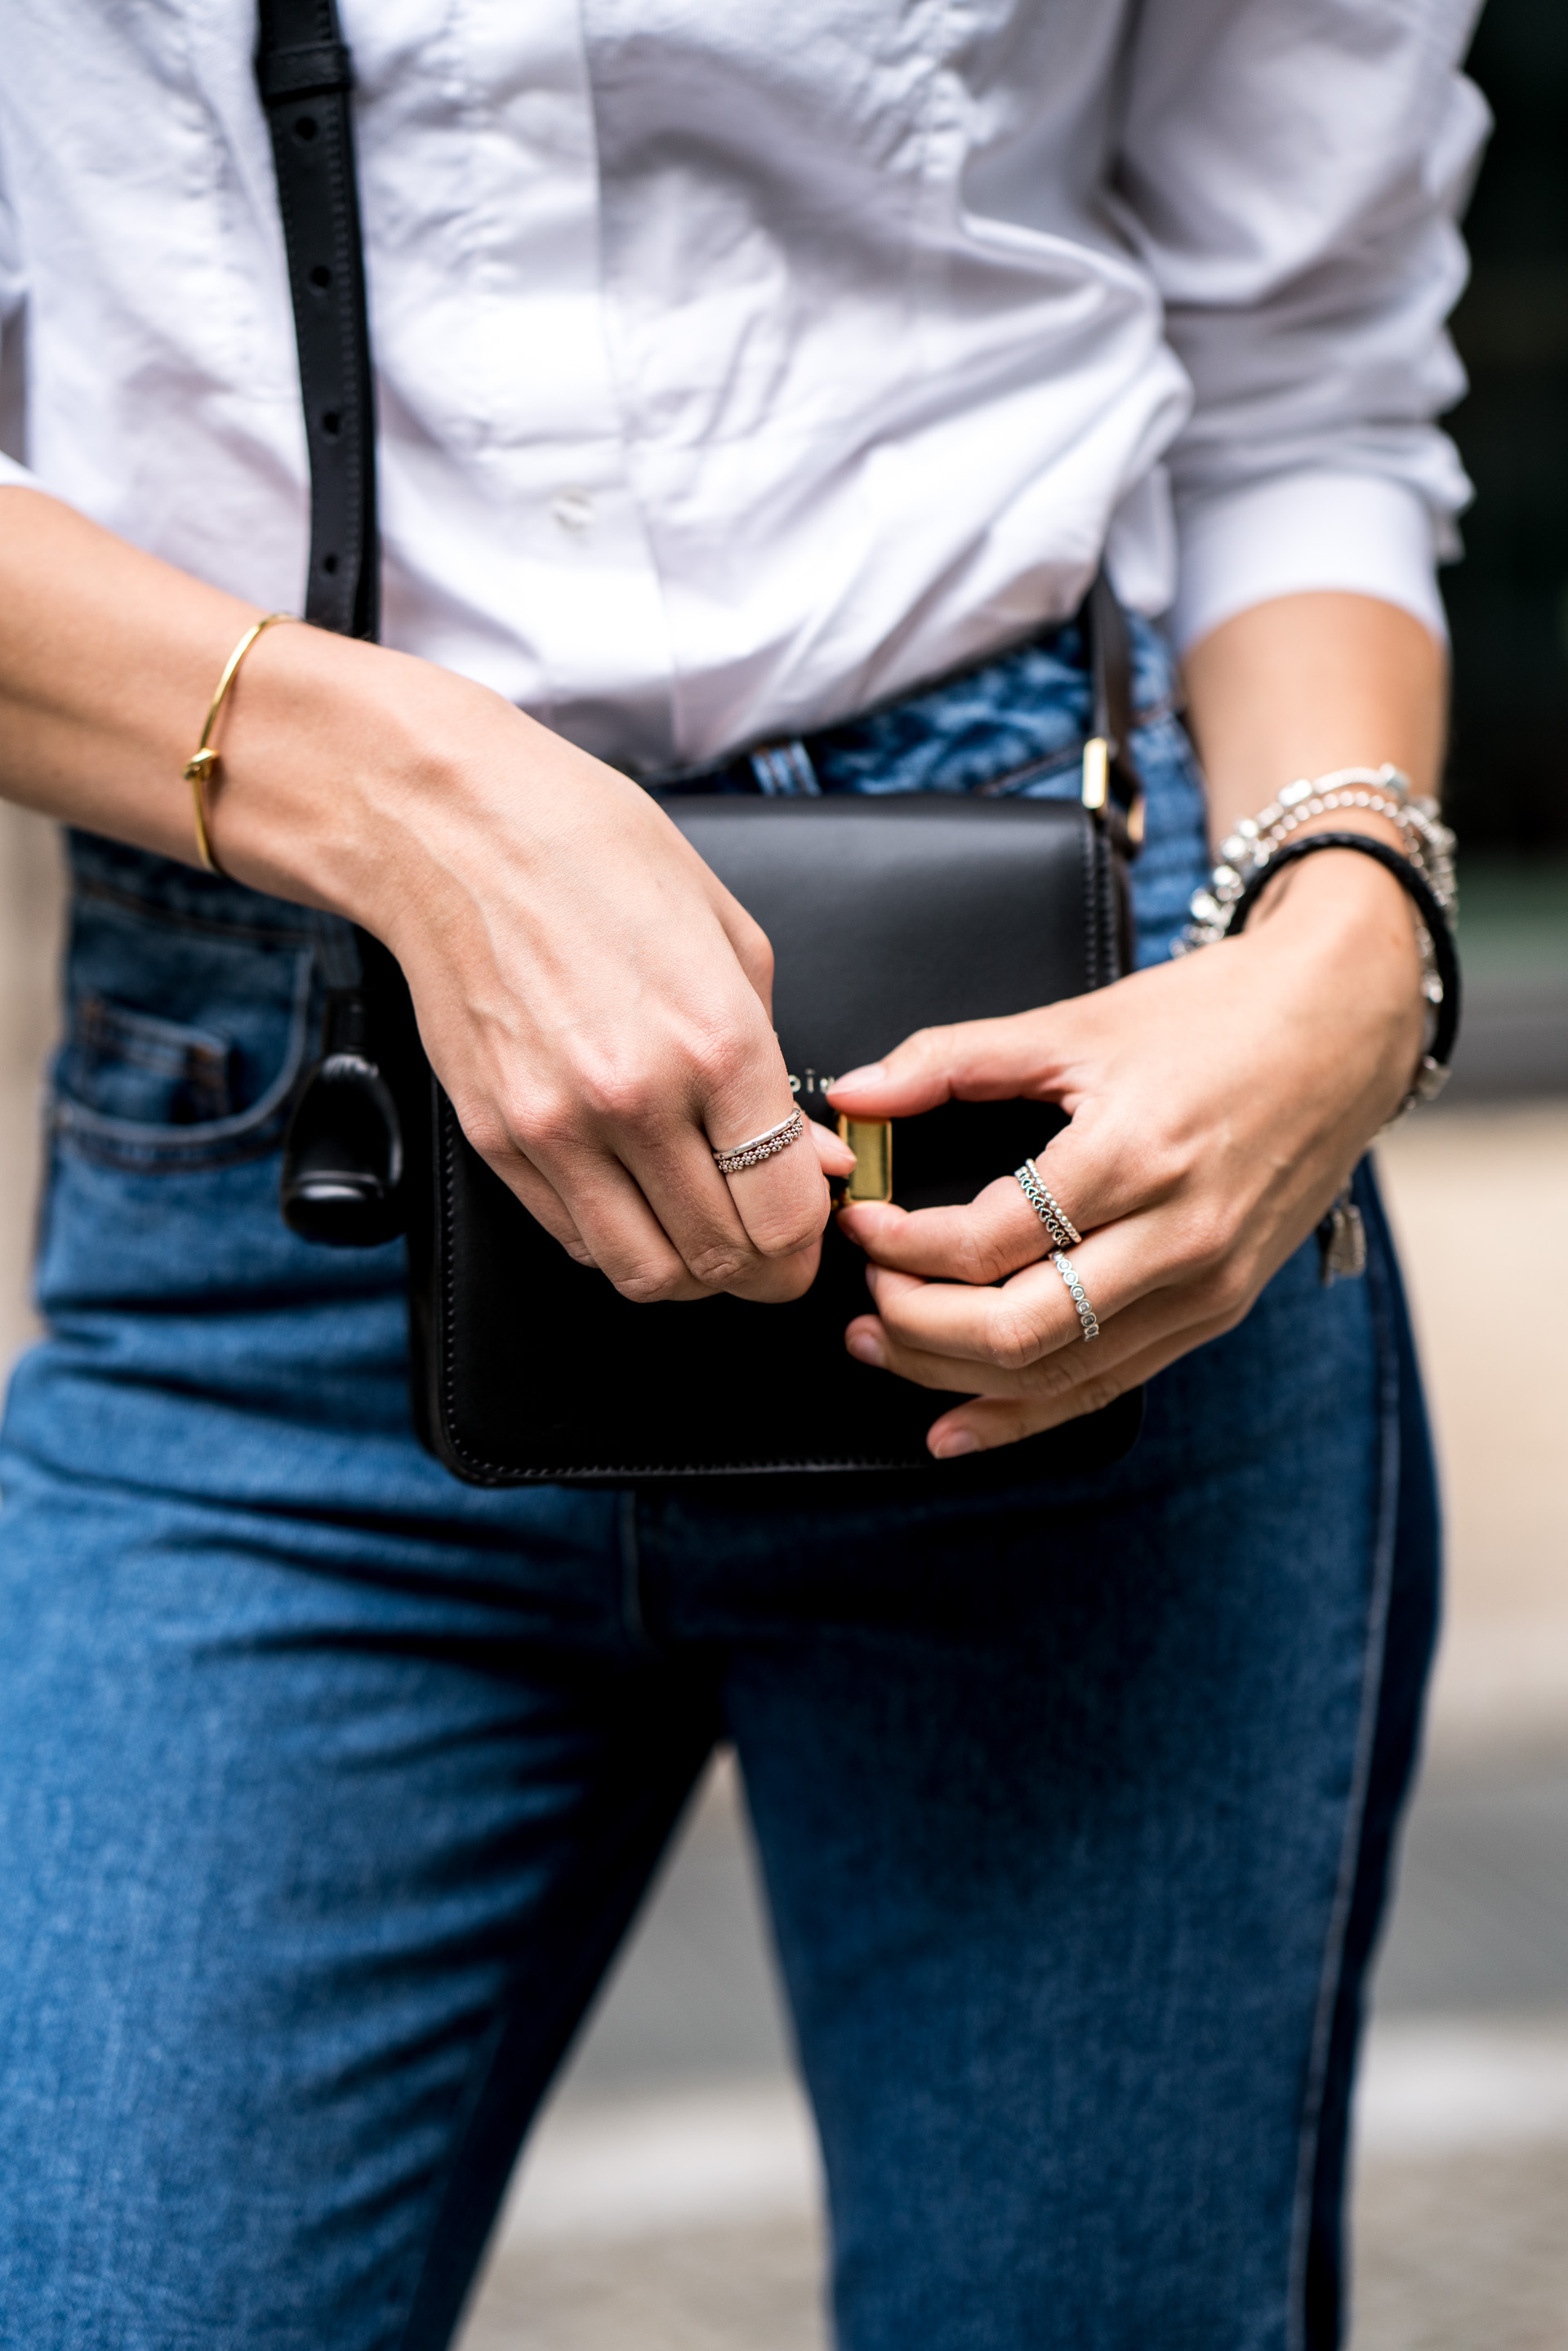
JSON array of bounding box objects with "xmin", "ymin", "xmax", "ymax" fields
[
  {"xmin": 0, "ymin": 120, "xmax": 38, "ymax": 491},
  {"xmin": 1116, "ymin": 0, "xmax": 1490, "ymax": 652}
]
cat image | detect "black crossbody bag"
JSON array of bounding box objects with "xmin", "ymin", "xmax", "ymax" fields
[{"xmin": 260, "ymin": 0, "xmax": 1146, "ymax": 1486}]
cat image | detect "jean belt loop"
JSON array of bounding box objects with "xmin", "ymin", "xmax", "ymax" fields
[{"xmin": 749, "ymin": 739, "xmax": 822, "ymax": 796}]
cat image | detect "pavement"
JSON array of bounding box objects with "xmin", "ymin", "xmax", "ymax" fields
[{"xmin": 3, "ymin": 802, "xmax": 1567, "ymax": 2349}]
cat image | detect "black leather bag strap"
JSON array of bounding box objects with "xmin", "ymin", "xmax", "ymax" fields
[
  {"xmin": 261, "ymin": 1, "xmax": 403, "ymax": 1242},
  {"xmin": 256, "ymin": 0, "xmax": 379, "ymax": 640}
]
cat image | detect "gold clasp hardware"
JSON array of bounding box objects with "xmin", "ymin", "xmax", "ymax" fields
[
  {"xmin": 1082, "ymin": 733, "xmax": 1146, "ymax": 850},
  {"xmin": 1080, "ymin": 735, "xmax": 1109, "ymax": 812},
  {"xmin": 837, "ymin": 1116, "xmax": 892, "ymax": 1204}
]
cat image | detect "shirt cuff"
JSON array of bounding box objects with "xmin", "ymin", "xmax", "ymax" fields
[
  {"xmin": 0, "ymin": 450, "xmax": 40, "ymax": 493},
  {"xmin": 1169, "ymin": 471, "xmax": 1449, "ymax": 656}
]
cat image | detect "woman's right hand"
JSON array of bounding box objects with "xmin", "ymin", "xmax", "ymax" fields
[
  {"xmin": 0, "ymin": 488, "xmax": 850, "ymax": 1305},
  {"xmin": 223, "ymin": 622, "xmax": 853, "ymax": 1303}
]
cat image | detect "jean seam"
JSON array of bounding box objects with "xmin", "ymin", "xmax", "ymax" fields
[{"xmin": 1284, "ymin": 1166, "xmax": 1403, "ymax": 2350}]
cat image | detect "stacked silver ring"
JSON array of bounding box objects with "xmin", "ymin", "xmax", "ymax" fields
[
  {"xmin": 1013, "ymin": 1159, "xmax": 1081, "ymax": 1249},
  {"xmin": 1051, "ymin": 1251, "xmax": 1100, "ymax": 1342},
  {"xmin": 711, "ymin": 1107, "xmax": 806, "ymax": 1177}
]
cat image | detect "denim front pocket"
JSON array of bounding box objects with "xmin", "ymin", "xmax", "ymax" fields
[{"xmin": 52, "ymin": 888, "xmax": 314, "ymax": 1173}]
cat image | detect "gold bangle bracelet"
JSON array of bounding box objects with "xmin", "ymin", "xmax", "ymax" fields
[{"xmin": 182, "ymin": 612, "xmax": 296, "ymax": 876}]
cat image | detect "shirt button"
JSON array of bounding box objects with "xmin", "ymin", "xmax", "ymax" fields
[{"xmin": 550, "ymin": 488, "xmax": 596, "ymax": 533}]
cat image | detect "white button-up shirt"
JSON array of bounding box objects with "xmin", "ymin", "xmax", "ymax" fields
[{"xmin": 0, "ymin": 0, "xmax": 1484, "ymax": 770}]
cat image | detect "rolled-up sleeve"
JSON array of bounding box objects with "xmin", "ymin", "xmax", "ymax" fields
[{"xmin": 1118, "ymin": 0, "xmax": 1490, "ymax": 651}]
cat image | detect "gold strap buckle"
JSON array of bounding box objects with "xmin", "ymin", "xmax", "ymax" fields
[{"xmin": 1081, "ymin": 734, "xmax": 1145, "ymax": 851}]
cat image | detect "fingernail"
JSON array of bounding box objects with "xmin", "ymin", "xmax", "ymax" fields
[
  {"xmin": 830, "ymin": 1063, "xmax": 886, "ymax": 1093},
  {"xmin": 847, "ymin": 1329, "xmax": 884, "ymax": 1368},
  {"xmin": 931, "ymin": 1428, "xmax": 978, "ymax": 1460}
]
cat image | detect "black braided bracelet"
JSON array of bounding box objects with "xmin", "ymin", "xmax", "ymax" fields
[{"xmin": 1223, "ymin": 830, "xmax": 1461, "ymax": 1102}]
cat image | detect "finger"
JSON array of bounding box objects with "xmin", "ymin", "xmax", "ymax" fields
[
  {"xmin": 709, "ymin": 1106, "xmax": 836, "ymax": 1262},
  {"xmin": 844, "ymin": 1308, "xmax": 1075, "ymax": 1397},
  {"xmin": 860, "ymin": 1230, "xmax": 1146, "ymax": 1371},
  {"xmin": 844, "ymin": 1264, "xmax": 1223, "ymax": 1404},
  {"xmin": 710, "ymin": 889, "xmax": 777, "ymax": 1022},
  {"xmin": 532, "ymin": 1147, "xmax": 733, "ymax": 1304},
  {"xmin": 488, "ymin": 1148, "xmax": 599, "ymax": 1269},
  {"xmin": 455, "ymin": 1083, "xmax": 712, "ymax": 1290},
  {"xmin": 607, "ymin": 1091, "xmax": 825, "ymax": 1289},
  {"xmin": 847, "ymin": 1208, "xmax": 1236, "ymax": 1388},
  {"xmin": 488, "ymin": 1103, "xmax": 754, "ymax": 1301},
  {"xmin": 837, "ymin": 1172, "xmax": 1062, "ymax": 1285},
  {"xmin": 602, "ymin": 1130, "xmax": 823, "ymax": 1302},
  {"xmin": 825, "ymin": 1007, "xmax": 1074, "ymax": 1120},
  {"xmin": 839, "ymin": 1091, "xmax": 1192, "ymax": 1285},
  {"xmin": 922, "ymin": 1311, "xmax": 1236, "ymax": 1458},
  {"xmin": 808, "ymin": 1119, "xmax": 859, "ymax": 1179}
]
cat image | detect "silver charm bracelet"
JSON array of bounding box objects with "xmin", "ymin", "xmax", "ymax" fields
[
  {"xmin": 1175, "ymin": 767, "xmax": 1461, "ymax": 1287},
  {"xmin": 1182, "ymin": 811, "xmax": 1463, "ymax": 1284},
  {"xmin": 1176, "ymin": 764, "xmax": 1458, "ymax": 1111}
]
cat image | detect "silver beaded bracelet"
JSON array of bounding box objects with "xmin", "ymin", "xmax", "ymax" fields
[
  {"xmin": 1178, "ymin": 765, "xmax": 1456, "ymax": 953},
  {"xmin": 1175, "ymin": 764, "xmax": 1458, "ymax": 1092}
]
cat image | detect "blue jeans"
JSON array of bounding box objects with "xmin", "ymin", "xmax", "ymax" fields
[{"xmin": 0, "ymin": 621, "xmax": 1437, "ymax": 2350}]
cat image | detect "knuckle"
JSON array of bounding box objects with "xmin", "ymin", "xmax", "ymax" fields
[
  {"xmin": 611, "ymin": 1261, "xmax": 684, "ymax": 1306},
  {"xmin": 988, "ymin": 1299, "xmax": 1045, "ymax": 1372},
  {"xmin": 739, "ymin": 924, "xmax": 775, "ymax": 993},
  {"xmin": 1199, "ymin": 1253, "xmax": 1255, "ymax": 1320},
  {"xmin": 898, "ymin": 1024, "xmax": 947, "ymax": 1074},
  {"xmin": 680, "ymin": 1021, "xmax": 744, "ymax": 1095},
  {"xmin": 1073, "ymin": 1368, "xmax": 1127, "ymax": 1417},
  {"xmin": 576, "ymin": 1062, "xmax": 662, "ymax": 1134},
  {"xmin": 753, "ymin": 1208, "xmax": 828, "ymax": 1260},
  {"xmin": 1023, "ymin": 1350, "xmax": 1076, "ymax": 1400},
  {"xmin": 752, "ymin": 1254, "xmax": 818, "ymax": 1303},
  {"xmin": 1208, "ymin": 1266, "xmax": 1256, "ymax": 1327},
  {"xmin": 960, "ymin": 1227, "xmax": 1017, "ymax": 1285},
  {"xmin": 503, "ymin": 1089, "xmax": 578, "ymax": 1161},
  {"xmin": 1171, "ymin": 1205, "xmax": 1235, "ymax": 1280},
  {"xmin": 449, "ymin": 1083, "xmax": 536, "ymax": 1168},
  {"xmin": 1138, "ymin": 1137, "xmax": 1191, "ymax": 1200},
  {"xmin": 688, "ymin": 1244, "xmax": 749, "ymax": 1289},
  {"xmin": 458, "ymin": 1102, "xmax": 514, "ymax": 1166}
]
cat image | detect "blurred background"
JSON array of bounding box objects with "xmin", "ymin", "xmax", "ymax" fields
[{"xmin": 3, "ymin": 4, "xmax": 1567, "ymax": 2344}]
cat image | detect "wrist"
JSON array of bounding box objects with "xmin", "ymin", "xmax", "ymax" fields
[
  {"xmin": 1236, "ymin": 845, "xmax": 1432, "ymax": 1108},
  {"xmin": 204, "ymin": 621, "xmax": 516, "ymax": 925},
  {"xmin": 1186, "ymin": 765, "xmax": 1454, "ymax": 1063},
  {"xmin": 1246, "ymin": 806, "xmax": 1413, "ymax": 933},
  {"xmin": 1249, "ymin": 831, "xmax": 1421, "ymax": 964}
]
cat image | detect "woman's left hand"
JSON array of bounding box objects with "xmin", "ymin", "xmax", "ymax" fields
[{"xmin": 827, "ymin": 846, "xmax": 1425, "ymax": 1458}]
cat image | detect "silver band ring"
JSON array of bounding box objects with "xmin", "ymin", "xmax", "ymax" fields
[
  {"xmin": 1014, "ymin": 1159, "xmax": 1082, "ymax": 1249},
  {"xmin": 1051, "ymin": 1250, "xmax": 1100, "ymax": 1342},
  {"xmin": 711, "ymin": 1107, "xmax": 807, "ymax": 1177}
]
